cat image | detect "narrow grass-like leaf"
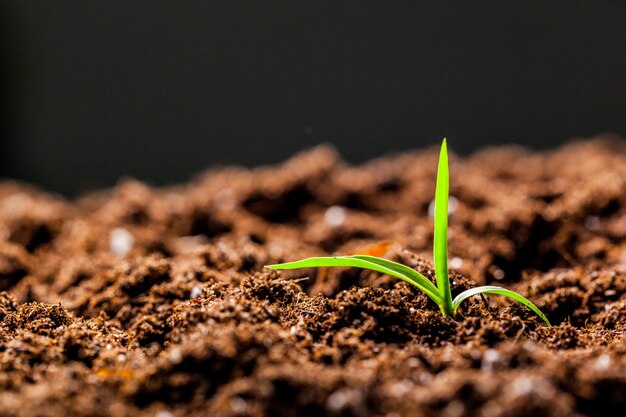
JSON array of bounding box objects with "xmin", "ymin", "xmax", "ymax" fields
[
  {"xmin": 266, "ymin": 256, "xmax": 443, "ymax": 304},
  {"xmin": 434, "ymin": 139, "xmax": 453, "ymax": 314},
  {"xmin": 452, "ymin": 285, "xmax": 551, "ymax": 325},
  {"xmin": 348, "ymin": 255, "xmax": 439, "ymax": 297}
]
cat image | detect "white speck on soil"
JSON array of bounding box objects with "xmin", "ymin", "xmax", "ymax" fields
[
  {"xmin": 190, "ymin": 285, "xmax": 202, "ymax": 299},
  {"xmin": 230, "ymin": 397, "xmax": 248, "ymax": 414},
  {"xmin": 450, "ymin": 257, "xmax": 463, "ymax": 269},
  {"xmin": 324, "ymin": 205, "xmax": 347, "ymax": 227},
  {"xmin": 327, "ymin": 388, "xmax": 363, "ymax": 412},
  {"xmin": 109, "ymin": 228, "xmax": 134, "ymax": 256},
  {"xmin": 482, "ymin": 348, "xmax": 501, "ymax": 372},
  {"xmin": 511, "ymin": 376, "xmax": 534, "ymax": 396},
  {"xmin": 595, "ymin": 354, "xmax": 611, "ymax": 371},
  {"xmin": 493, "ymin": 268, "xmax": 506, "ymax": 280},
  {"xmin": 155, "ymin": 411, "xmax": 173, "ymax": 417},
  {"xmin": 389, "ymin": 379, "xmax": 414, "ymax": 397},
  {"xmin": 168, "ymin": 348, "xmax": 183, "ymax": 364}
]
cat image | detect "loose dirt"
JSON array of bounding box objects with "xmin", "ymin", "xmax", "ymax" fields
[{"xmin": 1, "ymin": 136, "xmax": 626, "ymax": 416}]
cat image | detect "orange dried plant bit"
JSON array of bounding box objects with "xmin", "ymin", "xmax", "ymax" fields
[
  {"xmin": 317, "ymin": 240, "xmax": 396, "ymax": 282},
  {"xmin": 94, "ymin": 368, "xmax": 134, "ymax": 379},
  {"xmin": 349, "ymin": 240, "xmax": 395, "ymax": 257}
]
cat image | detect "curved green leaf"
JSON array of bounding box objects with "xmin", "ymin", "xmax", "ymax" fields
[
  {"xmin": 349, "ymin": 255, "xmax": 439, "ymax": 296},
  {"xmin": 452, "ymin": 285, "xmax": 551, "ymax": 326},
  {"xmin": 266, "ymin": 256, "xmax": 443, "ymax": 305}
]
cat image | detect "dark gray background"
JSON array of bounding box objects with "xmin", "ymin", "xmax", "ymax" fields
[{"xmin": 1, "ymin": 1, "xmax": 625, "ymax": 195}]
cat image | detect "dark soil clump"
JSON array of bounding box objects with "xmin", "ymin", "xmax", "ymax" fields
[{"xmin": 1, "ymin": 136, "xmax": 626, "ymax": 416}]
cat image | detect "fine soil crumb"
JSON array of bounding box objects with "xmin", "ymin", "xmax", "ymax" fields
[{"xmin": 1, "ymin": 135, "xmax": 626, "ymax": 416}]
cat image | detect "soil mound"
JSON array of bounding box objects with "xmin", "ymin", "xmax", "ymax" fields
[{"xmin": 1, "ymin": 136, "xmax": 626, "ymax": 416}]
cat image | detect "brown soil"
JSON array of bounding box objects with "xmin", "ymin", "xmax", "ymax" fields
[{"xmin": 1, "ymin": 136, "xmax": 626, "ymax": 417}]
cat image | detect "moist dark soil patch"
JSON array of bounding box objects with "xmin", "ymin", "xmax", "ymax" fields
[{"xmin": 2, "ymin": 136, "xmax": 626, "ymax": 417}]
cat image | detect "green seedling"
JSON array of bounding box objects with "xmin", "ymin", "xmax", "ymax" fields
[{"xmin": 266, "ymin": 139, "xmax": 551, "ymax": 326}]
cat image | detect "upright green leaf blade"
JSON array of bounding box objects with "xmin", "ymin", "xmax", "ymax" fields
[
  {"xmin": 266, "ymin": 256, "xmax": 443, "ymax": 304},
  {"xmin": 434, "ymin": 139, "xmax": 453, "ymax": 314},
  {"xmin": 451, "ymin": 285, "xmax": 551, "ymax": 326}
]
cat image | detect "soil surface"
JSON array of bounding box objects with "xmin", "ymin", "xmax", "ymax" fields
[{"xmin": 1, "ymin": 136, "xmax": 626, "ymax": 417}]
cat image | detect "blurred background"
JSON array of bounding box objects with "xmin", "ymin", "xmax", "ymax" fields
[{"xmin": 1, "ymin": 0, "xmax": 625, "ymax": 195}]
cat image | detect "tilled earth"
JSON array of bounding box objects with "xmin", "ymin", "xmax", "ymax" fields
[{"xmin": 1, "ymin": 136, "xmax": 626, "ymax": 416}]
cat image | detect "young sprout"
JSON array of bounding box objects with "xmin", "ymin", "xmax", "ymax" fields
[{"xmin": 266, "ymin": 140, "xmax": 551, "ymax": 326}]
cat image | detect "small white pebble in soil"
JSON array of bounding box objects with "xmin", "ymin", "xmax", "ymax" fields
[
  {"xmin": 450, "ymin": 257, "xmax": 463, "ymax": 269},
  {"xmin": 585, "ymin": 216, "xmax": 601, "ymax": 232},
  {"xmin": 326, "ymin": 388, "xmax": 362, "ymax": 412},
  {"xmin": 324, "ymin": 205, "xmax": 347, "ymax": 227},
  {"xmin": 116, "ymin": 353, "xmax": 126, "ymax": 363},
  {"xmin": 290, "ymin": 326, "xmax": 297, "ymax": 336},
  {"xmin": 511, "ymin": 376, "xmax": 534, "ymax": 396},
  {"xmin": 109, "ymin": 228, "xmax": 134, "ymax": 256},
  {"xmin": 190, "ymin": 285, "xmax": 202, "ymax": 299},
  {"xmin": 428, "ymin": 196, "xmax": 459, "ymax": 219},
  {"xmin": 482, "ymin": 349, "xmax": 501, "ymax": 372},
  {"xmin": 155, "ymin": 411, "xmax": 173, "ymax": 417},
  {"xmin": 168, "ymin": 348, "xmax": 183, "ymax": 364},
  {"xmin": 595, "ymin": 354, "xmax": 611, "ymax": 371},
  {"xmin": 492, "ymin": 269, "xmax": 505, "ymax": 280},
  {"xmin": 230, "ymin": 397, "xmax": 248, "ymax": 414}
]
